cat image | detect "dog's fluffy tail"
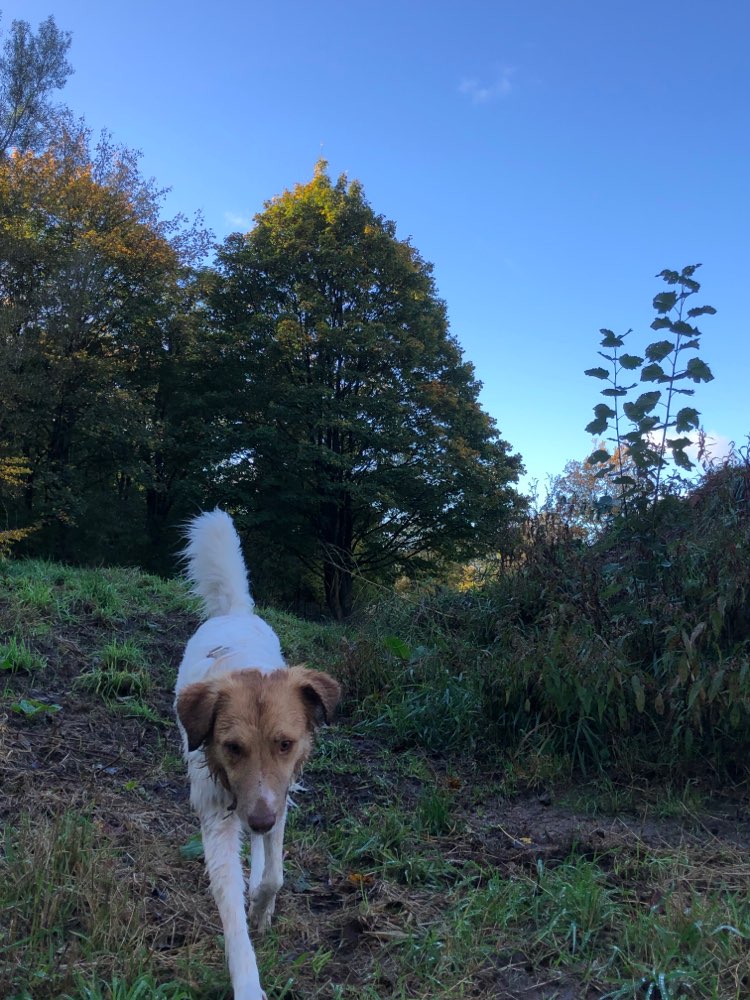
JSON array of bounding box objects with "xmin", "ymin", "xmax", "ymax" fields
[{"xmin": 182, "ymin": 509, "xmax": 254, "ymax": 618}]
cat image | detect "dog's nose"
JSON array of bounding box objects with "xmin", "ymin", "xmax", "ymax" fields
[{"xmin": 247, "ymin": 803, "xmax": 276, "ymax": 834}]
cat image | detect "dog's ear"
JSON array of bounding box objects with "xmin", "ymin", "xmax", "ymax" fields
[
  {"xmin": 177, "ymin": 681, "xmax": 221, "ymax": 751},
  {"xmin": 290, "ymin": 667, "xmax": 342, "ymax": 726}
]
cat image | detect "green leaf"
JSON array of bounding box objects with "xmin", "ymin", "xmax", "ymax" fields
[
  {"xmin": 601, "ymin": 388, "xmax": 628, "ymax": 397},
  {"xmin": 686, "ymin": 305, "xmax": 716, "ymax": 319},
  {"xmin": 383, "ymin": 635, "xmax": 411, "ymax": 660},
  {"xmin": 623, "ymin": 391, "xmax": 661, "ymax": 421},
  {"xmin": 640, "ymin": 363, "xmax": 667, "ymax": 383},
  {"xmin": 672, "ymin": 448, "xmax": 694, "ymax": 470},
  {"xmin": 657, "ymin": 268, "xmax": 680, "ymax": 284},
  {"xmin": 653, "ymin": 291, "xmax": 678, "ymax": 313},
  {"xmin": 667, "ymin": 437, "xmax": 692, "ymax": 450},
  {"xmin": 179, "ymin": 833, "xmax": 204, "ymax": 860},
  {"xmin": 12, "ymin": 698, "xmax": 61, "ymax": 717},
  {"xmin": 675, "ymin": 406, "xmax": 700, "ymax": 432},
  {"xmin": 671, "ymin": 320, "xmax": 698, "ymax": 336},
  {"xmin": 634, "ymin": 390, "xmax": 661, "ymax": 414},
  {"xmin": 585, "ymin": 417, "xmax": 608, "ymax": 435},
  {"xmin": 637, "ymin": 415, "xmax": 660, "ymax": 433},
  {"xmin": 688, "ymin": 679, "xmax": 703, "ymax": 710},
  {"xmin": 708, "ymin": 669, "xmax": 725, "ymax": 702},
  {"xmin": 619, "ymin": 354, "xmax": 643, "ymax": 370},
  {"xmin": 631, "ymin": 675, "xmax": 646, "ymax": 713},
  {"xmin": 645, "ymin": 340, "xmax": 674, "ymax": 362},
  {"xmin": 685, "ymin": 358, "xmax": 714, "ymax": 383},
  {"xmin": 650, "ymin": 317, "xmax": 673, "ymax": 331},
  {"xmin": 587, "ymin": 449, "xmax": 611, "ymax": 465},
  {"xmin": 584, "ymin": 367, "xmax": 610, "ymax": 380},
  {"xmin": 599, "ymin": 329, "xmax": 624, "ymax": 348},
  {"xmin": 592, "ymin": 403, "xmax": 616, "ymax": 419}
]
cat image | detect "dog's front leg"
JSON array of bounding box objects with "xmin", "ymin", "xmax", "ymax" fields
[
  {"xmin": 249, "ymin": 804, "xmax": 287, "ymax": 933},
  {"xmin": 201, "ymin": 812, "xmax": 266, "ymax": 1000}
]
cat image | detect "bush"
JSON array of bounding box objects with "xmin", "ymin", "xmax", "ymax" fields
[{"xmin": 346, "ymin": 454, "xmax": 750, "ymax": 775}]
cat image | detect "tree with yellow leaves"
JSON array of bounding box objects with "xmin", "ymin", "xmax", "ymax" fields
[
  {"xmin": 544, "ymin": 444, "xmax": 639, "ymax": 539},
  {"xmin": 0, "ymin": 455, "xmax": 32, "ymax": 554},
  {"xmin": 0, "ymin": 127, "xmax": 208, "ymax": 560}
]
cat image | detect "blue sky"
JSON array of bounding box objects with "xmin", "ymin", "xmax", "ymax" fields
[{"xmin": 5, "ymin": 0, "xmax": 749, "ymax": 490}]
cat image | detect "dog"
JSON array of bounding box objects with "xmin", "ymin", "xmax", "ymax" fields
[{"xmin": 174, "ymin": 509, "xmax": 341, "ymax": 1000}]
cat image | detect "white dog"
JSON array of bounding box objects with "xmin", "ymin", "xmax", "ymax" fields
[{"xmin": 175, "ymin": 510, "xmax": 341, "ymax": 1000}]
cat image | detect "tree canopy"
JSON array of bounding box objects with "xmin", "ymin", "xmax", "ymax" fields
[
  {"xmin": 0, "ymin": 17, "xmax": 526, "ymax": 612},
  {"xmin": 0, "ymin": 128, "xmax": 210, "ymax": 563},
  {"xmin": 544, "ymin": 445, "xmax": 640, "ymax": 539},
  {"xmin": 0, "ymin": 12, "xmax": 72, "ymax": 156},
  {"xmin": 211, "ymin": 163, "xmax": 524, "ymax": 616}
]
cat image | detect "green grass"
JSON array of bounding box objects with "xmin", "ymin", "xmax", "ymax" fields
[
  {"xmin": 2, "ymin": 556, "xmax": 750, "ymax": 998},
  {"xmin": 59, "ymin": 974, "xmax": 194, "ymax": 1000},
  {"xmin": 76, "ymin": 638, "xmax": 151, "ymax": 700},
  {"xmin": 1, "ymin": 813, "xmax": 154, "ymax": 997},
  {"xmin": 0, "ymin": 636, "xmax": 47, "ymax": 674}
]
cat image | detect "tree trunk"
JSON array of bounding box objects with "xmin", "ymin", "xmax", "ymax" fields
[{"xmin": 321, "ymin": 493, "xmax": 354, "ymax": 619}]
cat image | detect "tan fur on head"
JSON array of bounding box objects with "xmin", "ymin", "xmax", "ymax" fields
[
  {"xmin": 176, "ymin": 667, "xmax": 341, "ymax": 833},
  {"xmin": 290, "ymin": 666, "xmax": 342, "ymax": 726}
]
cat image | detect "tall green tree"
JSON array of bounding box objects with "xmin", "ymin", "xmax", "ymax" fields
[
  {"xmin": 212, "ymin": 163, "xmax": 524, "ymax": 617},
  {"xmin": 0, "ymin": 129, "xmax": 209, "ymax": 562},
  {"xmin": 0, "ymin": 12, "xmax": 72, "ymax": 156}
]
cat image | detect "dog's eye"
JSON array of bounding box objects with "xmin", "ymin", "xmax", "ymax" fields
[
  {"xmin": 278, "ymin": 739, "xmax": 294, "ymax": 754},
  {"xmin": 223, "ymin": 741, "xmax": 244, "ymax": 757}
]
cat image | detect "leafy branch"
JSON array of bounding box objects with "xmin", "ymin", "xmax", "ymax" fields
[{"xmin": 584, "ymin": 265, "xmax": 715, "ymax": 515}]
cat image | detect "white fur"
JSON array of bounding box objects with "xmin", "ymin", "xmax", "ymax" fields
[
  {"xmin": 182, "ymin": 508, "xmax": 255, "ymax": 618},
  {"xmin": 175, "ymin": 509, "xmax": 287, "ymax": 1000}
]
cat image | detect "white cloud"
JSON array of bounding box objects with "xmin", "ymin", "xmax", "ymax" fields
[
  {"xmin": 224, "ymin": 211, "xmax": 252, "ymax": 230},
  {"xmin": 644, "ymin": 428, "xmax": 738, "ymax": 470},
  {"xmin": 686, "ymin": 430, "xmax": 736, "ymax": 466},
  {"xmin": 459, "ymin": 67, "xmax": 514, "ymax": 104}
]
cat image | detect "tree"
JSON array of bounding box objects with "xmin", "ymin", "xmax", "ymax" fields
[
  {"xmin": 0, "ymin": 128, "xmax": 208, "ymax": 562},
  {"xmin": 0, "ymin": 455, "xmax": 32, "ymax": 554},
  {"xmin": 0, "ymin": 12, "xmax": 73, "ymax": 156},
  {"xmin": 544, "ymin": 444, "xmax": 639, "ymax": 539},
  {"xmin": 212, "ymin": 163, "xmax": 524, "ymax": 617}
]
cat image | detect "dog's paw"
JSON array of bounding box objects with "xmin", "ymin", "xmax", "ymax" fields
[
  {"xmin": 233, "ymin": 987, "xmax": 266, "ymax": 1000},
  {"xmin": 249, "ymin": 888, "xmax": 277, "ymax": 934},
  {"xmin": 249, "ymin": 901, "xmax": 275, "ymax": 934}
]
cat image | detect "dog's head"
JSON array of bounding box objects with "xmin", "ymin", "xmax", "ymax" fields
[{"xmin": 176, "ymin": 667, "xmax": 341, "ymax": 834}]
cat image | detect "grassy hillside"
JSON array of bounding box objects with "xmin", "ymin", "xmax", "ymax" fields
[{"xmin": 2, "ymin": 558, "xmax": 750, "ymax": 999}]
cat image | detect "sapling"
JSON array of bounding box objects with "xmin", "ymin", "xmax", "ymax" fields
[{"xmin": 584, "ymin": 264, "xmax": 715, "ymax": 518}]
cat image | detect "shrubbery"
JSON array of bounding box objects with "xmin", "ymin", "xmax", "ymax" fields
[
  {"xmin": 338, "ymin": 266, "xmax": 749, "ymax": 777},
  {"xmin": 340, "ymin": 456, "xmax": 749, "ymax": 775}
]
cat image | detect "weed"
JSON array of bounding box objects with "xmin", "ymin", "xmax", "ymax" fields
[
  {"xmin": 111, "ymin": 697, "xmax": 162, "ymax": 723},
  {"xmin": 1, "ymin": 814, "xmax": 149, "ymax": 996},
  {"xmin": 60, "ymin": 973, "xmax": 194, "ymax": 1000},
  {"xmin": 11, "ymin": 696, "xmax": 61, "ymax": 718},
  {"xmin": 76, "ymin": 639, "xmax": 150, "ymax": 700},
  {"xmin": 416, "ymin": 785, "xmax": 456, "ymax": 836},
  {"xmin": 0, "ymin": 637, "xmax": 46, "ymax": 674}
]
